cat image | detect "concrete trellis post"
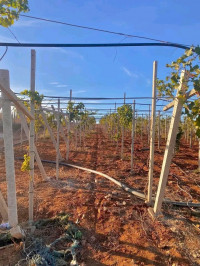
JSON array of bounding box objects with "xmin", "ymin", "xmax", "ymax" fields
[
  {"xmin": 66, "ymin": 113, "xmax": 70, "ymax": 160},
  {"xmin": 66, "ymin": 90, "xmax": 72, "ymax": 160},
  {"xmin": 147, "ymin": 61, "xmax": 157, "ymax": 204},
  {"xmin": 135, "ymin": 111, "xmax": 137, "ymax": 138},
  {"xmin": 60, "ymin": 109, "xmax": 70, "ymax": 160},
  {"xmin": 157, "ymin": 111, "xmax": 161, "ymax": 149},
  {"xmin": 56, "ymin": 99, "xmax": 60, "ymax": 180},
  {"xmin": 51, "ymin": 105, "xmax": 68, "ymax": 148},
  {"xmin": 152, "ymin": 71, "xmax": 188, "ymax": 216},
  {"xmin": 131, "ymin": 100, "xmax": 135, "ymax": 173},
  {"xmin": 148, "ymin": 105, "xmax": 151, "ymax": 144},
  {"xmin": 141, "ymin": 114, "xmax": 143, "ymax": 140},
  {"xmin": 165, "ymin": 115, "xmax": 167, "ymax": 141},
  {"xmin": 0, "ymin": 69, "xmax": 24, "ymax": 238},
  {"xmin": 29, "ymin": 49, "xmax": 36, "ymax": 223},
  {"xmin": 1, "ymin": 70, "xmax": 18, "ymax": 227}
]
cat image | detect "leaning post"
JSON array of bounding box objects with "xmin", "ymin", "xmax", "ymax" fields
[
  {"xmin": 152, "ymin": 70, "xmax": 188, "ymax": 216},
  {"xmin": 147, "ymin": 61, "xmax": 157, "ymax": 204}
]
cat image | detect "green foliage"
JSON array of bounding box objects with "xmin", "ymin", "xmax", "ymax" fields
[
  {"xmin": 20, "ymin": 90, "xmax": 44, "ymax": 133},
  {"xmin": 47, "ymin": 113, "xmax": 56, "ymax": 128},
  {"xmin": 157, "ymin": 46, "xmax": 200, "ymax": 137},
  {"xmin": 100, "ymin": 112, "xmax": 120, "ymax": 140},
  {"xmin": 21, "ymin": 89, "xmax": 44, "ymax": 106},
  {"xmin": 117, "ymin": 104, "xmax": 132, "ymax": 127},
  {"xmin": 67, "ymin": 101, "xmax": 96, "ymax": 126},
  {"xmin": 21, "ymin": 153, "xmax": 30, "ymax": 172},
  {"xmin": 67, "ymin": 101, "xmax": 85, "ymax": 121},
  {"xmin": 34, "ymin": 213, "xmax": 70, "ymax": 229},
  {"xmin": 100, "ymin": 105, "xmax": 133, "ymax": 141},
  {"xmin": 0, "ymin": 0, "xmax": 29, "ymax": 27}
]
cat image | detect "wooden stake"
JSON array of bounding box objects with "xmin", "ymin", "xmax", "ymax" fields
[
  {"xmin": 153, "ymin": 71, "xmax": 188, "ymax": 215},
  {"xmin": 147, "ymin": 61, "xmax": 157, "ymax": 204}
]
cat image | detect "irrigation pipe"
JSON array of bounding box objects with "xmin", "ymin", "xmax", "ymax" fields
[
  {"xmin": 42, "ymin": 159, "xmax": 145, "ymax": 200},
  {"xmin": 15, "ymin": 158, "xmax": 200, "ymax": 208}
]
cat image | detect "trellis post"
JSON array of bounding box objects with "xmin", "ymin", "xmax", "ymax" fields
[
  {"xmin": 66, "ymin": 90, "xmax": 72, "ymax": 160},
  {"xmin": 141, "ymin": 114, "xmax": 143, "ymax": 140},
  {"xmin": 51, "ymin": 105, "xmax": 68, "ymax": 147},
  {"xmin": 56, "ymin": 99, "xmax": 60, "ymax": 180},
  {"xmin": 147, "ymin": 61, "xmax": 157, "ymax": 204},
  {"xmin": 0, "ymin": 69, "xmax": 24, "ymax": 238},
  {"xmin": 165, "ymin": 115, "xmax": 167, "ymax": 140},
  {"xmin": 152, "ymin": 70, "xmax": 188, "ymax": 216},
  {"xmin": 131, "ymin": 100, "xmax": 135, "ymax": 173},
  {"xmin": 158, "ymin": 110, "xmax": 161, "ymax": 149},
  {"xmin": 29, "ymin": 49, "xmax": 35, "ymax": 223}
]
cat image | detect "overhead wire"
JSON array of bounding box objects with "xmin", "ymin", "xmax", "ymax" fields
[
  {"xmin": 0, "ymin": 42, "xmax": 190, "ymax": 50},
  {"xmin": 7, "ymin": 27, "xmax": 21, "ymax": 44},
  {"xmin": 0, "ymin": 46, "xmax": 8, "ymax": 61},
  {"xmin": 19, "ymin": 14, "xmax": 185, "ymax": 45}
]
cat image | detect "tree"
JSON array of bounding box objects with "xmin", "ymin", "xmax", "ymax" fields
[
  {"xmin": 0, "ymin": 0, "xmax": 29, "ymax": 27},
  {"xmin": 117, "ymin": 104, "xmax": 132, "ymax": 129}
]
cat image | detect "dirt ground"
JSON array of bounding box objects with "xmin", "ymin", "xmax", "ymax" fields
[{"xmin": 0, "ymin": 125, "xmax": 200, "ymax": 265}]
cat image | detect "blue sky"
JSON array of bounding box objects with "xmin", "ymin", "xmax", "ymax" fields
[{"xmin": 0, "ymin": 0, "xmax": 200, "ymax": 111}]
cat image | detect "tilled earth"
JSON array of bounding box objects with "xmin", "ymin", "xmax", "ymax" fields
[{"xmin": 0, "ymin": 125, "xmax": 200, "ymax": 265}]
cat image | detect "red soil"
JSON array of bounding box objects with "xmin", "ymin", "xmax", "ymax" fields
[{"xmin": 0, "ymin": 125, "xmax": 200, "ymax": 265}]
